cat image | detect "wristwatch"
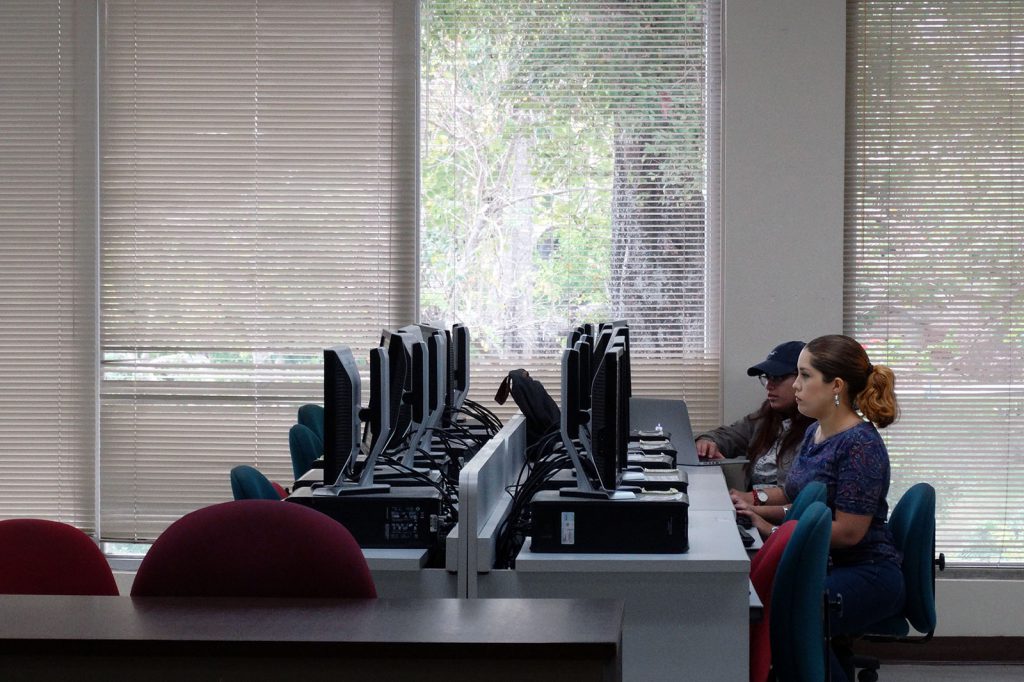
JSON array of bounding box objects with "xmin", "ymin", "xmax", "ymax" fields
[{"xmin": 754, "ymin": 489, "xmax": 769, "ymax": 506}]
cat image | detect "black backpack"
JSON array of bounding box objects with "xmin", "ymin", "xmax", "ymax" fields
[{"xmin": 494, "ymin": 368, "xmax": 560, "ymax": 452}]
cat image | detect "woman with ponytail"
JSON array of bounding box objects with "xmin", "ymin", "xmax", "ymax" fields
[{"xmin": 732, "ymin": 335, "xmax": 904, "ymax": 682}]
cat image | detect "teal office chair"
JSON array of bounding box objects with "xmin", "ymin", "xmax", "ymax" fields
[
  {"xmin": 297, "ymin": 403, "xmax": 325, "ymax": 445},
  {"xmin": 770, "ymin": 501, "xmax": 833, "ymax": 682},
  {"xmin": 289, "ymin": 422, "xmax": 323, "ymax": 480},
  {"xmin": 784, "ymin": 481, "xmax": 827, "ymax": 522},
  {"xmin": 229, "ymin": 465, "xmax": 284, "ymax": 501},
  {"xmin": 851, "ymin": 482, "xmax": 944, "ymax": 682}
]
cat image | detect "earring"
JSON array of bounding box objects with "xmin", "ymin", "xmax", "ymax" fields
[{"xmin": 833, "ymin": 394, "xmax": 841, "ymax": 408}]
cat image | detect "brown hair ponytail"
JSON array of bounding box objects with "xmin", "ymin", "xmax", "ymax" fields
[{"xmin": 857, "ymin": 363, "xmax": 898, "ymax": 428}]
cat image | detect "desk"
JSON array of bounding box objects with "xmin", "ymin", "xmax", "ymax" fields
[
  {"xmin": 363, "ymin": 544, "xmax": 459, "ymax": 598},
  {"xmin": 484, "ymin": 510, "xmax": 750, "ymax": 682},
  {"xmin": 466, "ymin": 404, "xmax": 751, "ymax": 682},
  {"xmin": 0, "ymin": 595, "xmax": 623, "ymax": 682}
]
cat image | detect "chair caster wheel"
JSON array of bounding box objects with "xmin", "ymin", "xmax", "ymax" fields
[{"xmin": 857, "ymin": 669, "xmax": 879, "ymax": 682}]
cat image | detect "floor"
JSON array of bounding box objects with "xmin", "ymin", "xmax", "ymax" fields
[{"xmin": 867, "ymin": 664, "xmax": 1022, "ymax": 681}]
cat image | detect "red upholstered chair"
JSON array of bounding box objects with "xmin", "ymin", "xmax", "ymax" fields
[
  {"xmin": 0, "ymin": 519, "xmax": 119, "ymax": 596},
  {"xmin": 131, "ymin": 500, "xmax": 376, "ymax": 598},
  {"xmin": 749, "ymin": 519, "xmax": 798, "ymax": 682}
]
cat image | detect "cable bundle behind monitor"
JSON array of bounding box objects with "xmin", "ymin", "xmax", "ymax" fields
[{"xmin": 493, "ymin": 428, "xmax": 567, "ymax": 569}]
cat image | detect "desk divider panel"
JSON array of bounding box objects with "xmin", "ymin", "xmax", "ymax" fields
[{"xmin": 459, "ymin": 415, "xmax": 527, "ymax": 598}]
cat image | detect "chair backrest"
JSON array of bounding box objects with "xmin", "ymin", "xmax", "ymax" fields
[
  {"xmin": 0, "ymin": 519, "xmax": 119, "ymax": 595},
  {"xmin": 297, "ymin": 403, "xmax": 325, "ymax": 445},
  {"xmin": 889, "ymin": 482, "xmax": 937, "ymax": 635},
  {"xmin": 749, "ymin": 520, "xmax": 797, "ymax": 682},
  {"xmin": 230, "ymin": 465, "xmax": 284, "ymax": 500},
  {"xmin": 770, "ymin": 501, "xmax": 832, "ymax": 682},
  {"xmin": 131, "ymin": 499, "xmax": 376, "ymax": 598},
  {"xmin": 289, "ymin": 422, "xmax": 323, "ymax": 480},
  {"xmin": 784, "ymin": 480, "xmax": 827, "ymax": 522}
]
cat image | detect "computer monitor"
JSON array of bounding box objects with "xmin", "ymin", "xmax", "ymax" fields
[
  {"xmin": 417, "ymin": 324, "xmax": 447, "ymax": 432},
  {"xmin": 558, "ymin": 346, "xmax": 602, "ymax": 498},
  {"xmin": 590, "ymin": 345, "xmax": 626, "ymax": 493},
  {"xmin": 379, "ymin": 329, "xmax": 411, "ymax": 454},
  {"xmin": 574, "ymin": 338, "xmax": 593, "ymax": 457},
  {"xmin": 609, "ymin": 331, "xmax": 631, "ymax": 399},
  {"xmin": 566, "ymin": 326, "xmax": 582, "ymax": 350},
  {"xmin": 558, "ymin": 344, "xmax": 633, "ymax": 500},
  {"xmin": 442, "ymin": 328, "xmax": 456, "ymax": 427},
  {"xmin": 590, "ymin": 327, "xmax": 613, "ymax": 380},
  {"xmin": 396, "ymin": 326, "xmax": 430, "ymax": 468},
  {"xmin": 451, "ymin": 323, "xmax": 470, "ymax": 411},
  {"xmin": 316, "ymin": 346, "xmax": 392, "ymax": 496},
  {"xmin": 321, "ymin": 346, "xmax": 362, "ymax": 488}
]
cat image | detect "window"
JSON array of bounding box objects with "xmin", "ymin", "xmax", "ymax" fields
[
  {"xmin": 420, "ymin": 0, "xmax": 722, "ymax": 429},
  {"xmin": 0, "ymin": 0, "xmax": 95, "ymax": 528},
  {"xmin": 99, "ymin": 0, "xmax": 417, "ymax": 540},
  {"xmin": 846, "ymin": 1, "xmax": 1024, "ymax": 565}
]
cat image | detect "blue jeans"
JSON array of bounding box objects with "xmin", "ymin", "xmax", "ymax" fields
[{"xmin": 825, "ymin": 559, "xmax": 905, "ymax": 681}]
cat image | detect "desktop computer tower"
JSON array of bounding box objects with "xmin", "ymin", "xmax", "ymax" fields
[
  {"xmin": 529, "ymin": 490, "xmax": 689, "ymax": 553},
  {"xmin": 287, "ymin": 486, "xmax": 446, "ymax": 549}
]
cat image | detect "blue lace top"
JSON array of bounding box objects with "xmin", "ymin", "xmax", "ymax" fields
[{"xmin": 784, "ymin": 421, "xmax": 901, "ymax": 567}]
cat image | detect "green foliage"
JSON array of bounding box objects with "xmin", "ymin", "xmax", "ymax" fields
[{"xmin": 421, "ymin": 1, "xmax": 708, "ymax": 354}]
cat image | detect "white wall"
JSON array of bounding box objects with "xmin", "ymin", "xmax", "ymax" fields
[
  {"xmin": 722, "ymin": 0, "xmax": 1024, "ymax": 638},
  {"xmin": 721, "ymin": 0, "xmax": 846, "ymax": 421}
]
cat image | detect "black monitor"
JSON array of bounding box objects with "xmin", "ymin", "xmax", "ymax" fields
[
  {"xmin": 396, "ymin": 326, "xmax": 430, "ymax": 468},
  {"xmin": 451, "ymin": 322, "xmax": 470, "ymax": 410},
  {"xmin": 379, "ymin": 330, "xmax": 410, "ymax": 454},
  {"xmin": 558, "ymin": 346, "xmax": 602, "ymax": 498},
  {"xmin": 443, "ymin": 328, "xmax": 456, "ymax": 426},
  {"xmin": 574, "ymin": 338, "xmax": 593, "ymax": 457},
  {"xmin": 576, "ymin": 338, "xmax": 593, "ymax": 412},
  {"xmin": 609, "ymin": 331, "xmax": 631, "ymax": 399},
  {"xmin": 566, "ymin": 326, "xmax": 582, "ymax": 350},
  {"xmin": 416, "ymin": 324, "xmax": 447, "ymax": 431},
  {"xmin": 591, "ymin": 327, "xmax": 613, "ymax": 380},
  {"xmin": 558, "ymin": 344, "xmax": 633, "ymax": 500},
  {"xmin": 316, "ymin": 346, "xmax": 392, "ymax": 496},
  {"xmin": 321, "ymin": 346, "xmax": 362, "ymax": 488},
  {"xmin": 590, "ymin": 346, "xmax": 625, "ymax": 493}
]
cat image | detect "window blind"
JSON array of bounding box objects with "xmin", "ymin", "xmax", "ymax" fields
[
  {"xmin": 846, "ymin": 1, "xmax": 1023, "ymax": 565},
  {"xmin": 0, "ymin": 0, "xmax": 96, "ymax": 529},
  {"xmin": 420, "ymin": 0, "xmax": 721, "ymax": 429},
  {"xmin": 100, "ymin": 0, "xmax": 417, "ymax": 540},
  {"xmin": 0, "ymin": 1, "xmax": 96, "ymax": 529}
]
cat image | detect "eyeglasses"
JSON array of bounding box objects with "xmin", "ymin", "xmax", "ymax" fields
[{"xmin": 758, "ymin": 373, "xmax": 795, "ymax": 388}]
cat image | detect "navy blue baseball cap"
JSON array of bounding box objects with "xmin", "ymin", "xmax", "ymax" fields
[{"xmin": 746, "ymin": 341, "xmax": 805, "ymax": 377}]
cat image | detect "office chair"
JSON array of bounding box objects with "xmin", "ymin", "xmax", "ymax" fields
[
  {"xmin": 289, "ymin": 422, "xmax": 322, "ymax": 480},
  {"xmin": 229, "ymin": 464, "xmax": 284, "ymax": 501},
  {"xmin": 749, "ymin": 519, "xmax": 797, "ymax": 682},
  {"xmin": 297, "ymin": 403, "xmax": 325, "ymax": 445},
  {"xmin": 770, "ymin": 501, "xmax": 833, "ymax": 682},
  {"xmin": 131, "ymin": 499, "xmax": 376, "ymax": 598},
  {"xmin": 0, "ymin": 518, "xmax": 119, "ymax": 595},
  {"xmin": 784, "ymin": 480, "xmax": 827, "ymax": 522},
  {"xmin": 851, "ymin": 482, "xmax": 944, "ymax": 682}
]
